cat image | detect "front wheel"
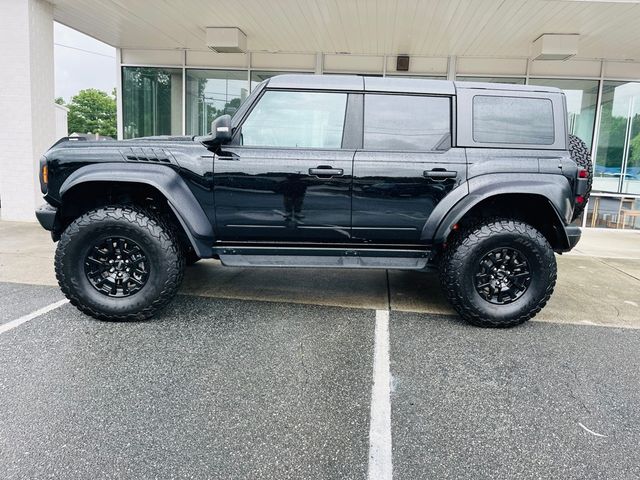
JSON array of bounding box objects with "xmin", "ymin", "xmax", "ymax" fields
[
  {"xmin": 439, "ymin": 219, "xmax": 557, "ymax": 328},
  {"xmin": 55, "ymin": 205, "xmax": 185, "ymax": 321}
]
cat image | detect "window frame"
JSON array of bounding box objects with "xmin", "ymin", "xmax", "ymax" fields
[
  {"xmin": 361, "ymin": 92, "xmax": 453, "ymax": 153},
  {"xmin": 232, "ymin": 88, "xmax": 350, "ymax": 150},
  {"xmin": 456, "ymin": 87, "xmax": 568, "ymax": 150}
]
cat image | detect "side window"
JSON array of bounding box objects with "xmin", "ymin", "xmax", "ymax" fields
[
  {"xmin": 240, "ymin": 90, "xmax": 347, "ymax": 148},
  {"xmin": 363, "ymin": 94, "xmax": 451, "ymax": 151},
  {"xmin": 473, "ymin": 95, "xmax": 554, "ymax": 145}
]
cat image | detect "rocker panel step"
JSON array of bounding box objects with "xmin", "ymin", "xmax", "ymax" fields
[{"xmin": 214, "ymin": 246, "xmax": 430, "ymax": 269}]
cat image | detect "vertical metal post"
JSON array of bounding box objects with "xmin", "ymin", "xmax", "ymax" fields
[
  {"xmin": 247, "ymin": 51, "xmax": 252, "ymax": 91},
  {"xmin": 620, "ymin": 95, "xmax": 635, "ymax": 193},
  {"xmin": 447, "ymin": 55, "xmax": 456, "ymax": 80},
  {"xmin": 591, "ymin": 60, "xmax": 605, "ymax": 158},
  {"xmin": 181, "ymin": 50, "xmax": 186, "ymax": 136},
  {"xmin": 116, "ymin": 48, "xmax": 124, "ymax": 140},
  {"xmin": 583, "ymin": 60, "xmax": 605, "ymax": 229},
  {"xmin": 315, "ymin": 52, "xmax": 323, "ymax": 75}
]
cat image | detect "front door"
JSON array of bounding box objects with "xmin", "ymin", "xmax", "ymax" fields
[
  {"xmin": 351, "ymin": 93, "xmax": 467, "ymax": 244},
  {"xmin": 214, "ymin": 89, "xmax": 354, "ymax": 242}
]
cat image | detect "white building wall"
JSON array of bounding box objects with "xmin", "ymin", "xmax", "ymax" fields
[
  {"xmin": 54, "ymin": 103, "xmax": 69, "ymax": 140},
  {"xmin": 0, "ymin": 0, "xmax": 55, "ymax": 221}
]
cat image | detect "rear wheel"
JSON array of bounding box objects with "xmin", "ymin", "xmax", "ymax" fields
[
  {"xmin": 55, "ymin": 205, "xmax": 185, "ymax": 321},
  {"xmin": 439, "ymin": 218, "xmax": 557, "ymax": 328}
]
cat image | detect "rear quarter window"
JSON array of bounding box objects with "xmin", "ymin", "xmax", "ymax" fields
[{"xmin": 472, "ymin": 95, "xmax": 554, "ymax": 145}]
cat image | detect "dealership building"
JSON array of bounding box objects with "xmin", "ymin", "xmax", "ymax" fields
[{"xmin": 2, "ymin": 0, "xmax": 640, "ymax": 230}]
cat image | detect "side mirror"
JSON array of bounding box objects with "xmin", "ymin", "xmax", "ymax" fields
[
  {"xmin": 199, "ymin": 114, "xmax": 232, "ymax": 147},
  {"xmin": 211, "ymin": 114, "xmax": 232, "ymax": 143}
]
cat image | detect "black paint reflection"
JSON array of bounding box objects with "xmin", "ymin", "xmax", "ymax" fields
[{"xmin": 280, "ymin": 172, "xmax": 307, "ymax": 223}]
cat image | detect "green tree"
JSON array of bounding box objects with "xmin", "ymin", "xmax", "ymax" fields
[
  {"xmin": 67, "ymin": 88, "xmax": 116, "ymax": 137},
  {"xmin": 54, "ymin": 97, "xmax": 65, "ymax": 105}
]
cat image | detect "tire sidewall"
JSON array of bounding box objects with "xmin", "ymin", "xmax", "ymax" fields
[
  {"xmin": 58, "ymin": 214, "xmax": 178, "ymax": 319},
  {"xmin": 453, "ymin": 229, "xmax": 555, "ymax": 324}
]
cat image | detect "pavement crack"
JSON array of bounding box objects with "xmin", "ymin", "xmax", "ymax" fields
[
  {"xmin": 595, "ymin": 257, "xmax": 640, "ymax": 283},
  {"xmin": 564, "ymin": 363, "xmax": 592, "ymax": 415}
]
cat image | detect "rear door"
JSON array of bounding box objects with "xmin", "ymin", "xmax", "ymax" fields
[
  {"xmin": 214, "ymin": 89, "xmax": 355, "ymax": 242},
  {"xmin": 352, "ymin": 93, "xmax": 466, "ymax": 244}
]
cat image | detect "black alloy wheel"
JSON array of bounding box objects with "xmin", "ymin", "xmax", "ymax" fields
[
  {"xmin": 55, "ymin": 205, "xmax": 185, "ymax": 321},
  {"xmin": 474, "ymin": 247, "xmax": 531, "ymax": 305},
  {"xmin": 439, "ymin": 218, "xmax": 557, "ymax": 328},
  {"xmin": 84, "ymin": 237, "xmax": 150, "ymax": 297}
]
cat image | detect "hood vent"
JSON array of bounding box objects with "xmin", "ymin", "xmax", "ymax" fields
[{"xmin": 121, "ymin": 147, "xmax": 173, "ymax": 164}]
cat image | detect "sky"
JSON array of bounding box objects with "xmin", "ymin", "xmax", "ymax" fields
[{"xmin": 54, "ymin": 22, "xmax": 116, "ymax": 102}]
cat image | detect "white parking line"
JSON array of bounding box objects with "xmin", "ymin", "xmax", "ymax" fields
[
  {"xmin": 0, "ymin": 299, "xmax": 69, "ymax": 335},
  {"xmin": 368, "ymin": 309, "xmax": 392, "ymax": 480}
]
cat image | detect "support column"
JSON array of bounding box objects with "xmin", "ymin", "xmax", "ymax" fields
[{"xmin": 0, "ymin": 0, "xmax": 55, "ymax": 221}]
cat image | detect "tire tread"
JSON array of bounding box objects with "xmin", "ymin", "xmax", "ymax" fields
[
  {"xmin": 55, "ymin": 205, "xmax": 185, "ymax": 321},
  {"xmin": 440, "ymin": 218, "xmax": 557, "ymax": 328}
]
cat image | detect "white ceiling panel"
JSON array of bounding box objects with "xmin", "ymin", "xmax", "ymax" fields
[{"xmin": 50, "ymin": 0, "xmax": 640, "ymax": 61}]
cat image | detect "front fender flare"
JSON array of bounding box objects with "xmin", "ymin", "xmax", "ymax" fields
[{"xmin": 60, "ymin": 163, "xmax": 214, "ymax": 257}]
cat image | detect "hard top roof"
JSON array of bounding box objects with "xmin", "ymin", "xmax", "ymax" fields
[{"xmin": 265, "ymin": 74, "xmax": 562, "ymax": 95}]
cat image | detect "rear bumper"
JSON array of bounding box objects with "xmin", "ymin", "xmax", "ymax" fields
[{"xmin": 35, "ymin": 203, "xmax": 57, "ymax": 231}]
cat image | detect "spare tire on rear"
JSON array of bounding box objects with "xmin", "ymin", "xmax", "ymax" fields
[{"xmin": 568, "ymin": 134, "xmax": 593, "ymax": 221}]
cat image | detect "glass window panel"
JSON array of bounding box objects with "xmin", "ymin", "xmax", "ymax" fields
[
  {"xmin": 240, "ymin": 91, "xmax": 347, "ymax": 148},
  {"xmin": 122, "ymin": 67, "xmax": 183, "ymax": 139},
  {"xmin": 472, "ymin": 95, "xmax": 554, "ymax": 144},
  {"xmin": 364, "ymin": 94, "xmax": 451, "ymax": 151},
  {"xmin": 593, "ymin": 81, "xmax": 640, "ymax": 194},
  {"xmin": 186, "ymin": 69, "xmax": 249, "ymax": 136},
  {"xmin": 585, "ymin": 195, "xmax": 640, "ymax": 230},
  {"xmin": 250, "ymin": 71, "xmax": 310, "ymax": 91},
  {"xmin": 620, "ymin": 85, "xmax": 640, "ymax": 195},
  {"xmin": 456, "ymin": 76, "xmax": 525, "ymax": 85},
  {"xmin": 528, "ymin": 78, "xmax": 598, "ymax": 150}
]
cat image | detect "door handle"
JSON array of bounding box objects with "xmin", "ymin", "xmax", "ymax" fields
[
  {"xmin": 309, "ymin": 166, "xmax": 344, "ymax": 177},
  {"xmin": 423, "ymin": 169, "xmax": 457, "ymax": 180}
]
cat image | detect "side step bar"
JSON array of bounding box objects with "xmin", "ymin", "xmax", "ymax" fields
[{"xmin": 213, "ymin": 246, "xmax": 431, "ymax": 270}]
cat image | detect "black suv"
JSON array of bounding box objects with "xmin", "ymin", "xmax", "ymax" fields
[{"xmin": 36, "ymin": 75, "xmax": 591, "ymax": 327}]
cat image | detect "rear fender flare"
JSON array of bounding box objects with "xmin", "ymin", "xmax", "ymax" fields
[
  {"xmin": 422, "ymin": 173, "xmax": 573, "ymax": 246},
  {"xmin": 60, "ymin": 163, "xmax": 214, "ymax": 257}
]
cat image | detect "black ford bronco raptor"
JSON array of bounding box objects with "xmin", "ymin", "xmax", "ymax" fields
[{"xmin": 36, "ymin": 75, "xmax": 592, "ymax": 327}]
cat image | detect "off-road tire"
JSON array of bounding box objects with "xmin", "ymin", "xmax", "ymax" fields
[
  {"xmin": 440, "ymin": 218, "xmax": 557, "ymax": 328},
  {"xmin": 55, "ymin": 205, "xmax": 185, "ymax": 321},
  {"xmin": 568, "ymin": 134, "xmax": 592, "ymax": 220}
]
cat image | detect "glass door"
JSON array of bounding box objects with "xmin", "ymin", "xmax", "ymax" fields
[{"xmin": 593, "ymin": 81, "xmax": 640, "ymax": 194}]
